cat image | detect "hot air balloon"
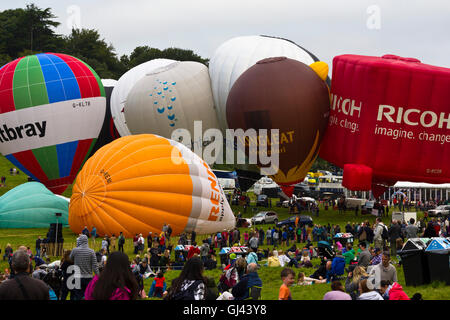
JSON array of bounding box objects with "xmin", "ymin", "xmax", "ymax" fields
[
  {"xmin": 124, "ymin": 61, "xmax": 220, "ymax": 149},
  {"xmin": 226, "ymin": 57, "xmax": 330, "ymax": 197},
  {"xmin": 69, "ymin": 134, "xmax": 236, "ymax": 237},
  {"xmin": 319, "ymin": 54, "xmax": 450, "ymax": 198},
  {"xmin": 209, "ymin": 35, "xmax": 330, "ymax": 132},
  {"xmin": 88, "ymin": 79, "xmax": 120, "ymax": 156},
  {"xmin": 0, "ymin": 182, "xmax": 69, "ymax": 228},
  {"xmin": 0, "ymin": 53, "xmax": 106, "ymax": 194},
  {"xmin": 110, "ymin": 59, "xmax": 177, "ymax": 137}
]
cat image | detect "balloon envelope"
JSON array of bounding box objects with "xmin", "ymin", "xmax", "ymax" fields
[
  {"xmin": 124, "ymin": 61, "xmax": 219, "ymax": 148},
  {"xmin": 226, "ymin": 57, "xmax": 330, "ymax": 194},
  {"xmin": 88, "ymin": 79, "xmax": 120, "ymax": 156},
  {"xmin": 209, "ymin": 35, "xmax": 328, "ymax": 132},
  {"xmin": 0, "ymin": 53, "xmax": 106, "ymax": 194},
  {"xmin": 69, "ymin": 134, "xmax": 236, "ymax": 237},
  {"xmin": 111, "ymin": 59, "xmax": 177, "ymax": 137},
  {"xmin": 0, "ymin": 182, "xmax": 69, "ymax": 228},
  {"xmin": 319, "ymin": 54, "xmax": 450, "ymax": 196}
]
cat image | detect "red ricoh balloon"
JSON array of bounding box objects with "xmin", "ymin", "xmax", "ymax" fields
[{"xmin": 320, "ymin": 54, "xmax": 450, "ymax": 197}]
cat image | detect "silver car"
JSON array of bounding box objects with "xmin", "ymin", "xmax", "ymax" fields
[
  {"xmin": 428, "ymin": 205, "xmax": 450, "ymax": 217},
  {"xmin": 251, "ymin": 211, "xmax": 279, "ymax": 225}
]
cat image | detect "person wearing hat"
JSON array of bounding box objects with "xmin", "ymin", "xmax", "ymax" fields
[{"xmin": 229, "ymin": 253, "xmax": 237, "ymax": 266}]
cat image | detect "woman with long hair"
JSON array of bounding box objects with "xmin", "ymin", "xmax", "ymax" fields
[
  {"xmin": 60, "ymin": 250, "xmax": 73, "ymax": 300},
  {"xmin": 345, "ymin": 265, "xmax": 369, "ymax": 300},
  {"xmin": 84, "ymin": 251, "xmax": 139, "ymax": 300},
  {"xmin": 165, "ymin": 256, "xmax": 207, "ymax": 300}
]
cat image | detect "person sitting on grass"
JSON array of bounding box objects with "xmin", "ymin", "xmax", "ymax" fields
[
  {"xmin": 326, "ymin": 250, "xmax": 346, "ymax": 282},
  {"xmin": 310, "ymin": 260, "xmax": 331, "ymax": 281},
  {"xmin": 204, "ymin": 253, "xmax": 217, "ymax": 270},
  {"xmin": 369, "ymin": 248, "xmax": 382, "ymax": 266},
  {"xmin": 386, "ymin": 281, "xmax": 410, "ymax": 300},
  {"xmin": 357, "ymin": 279, "xmax": 384, "ymax": 300},
  {"xmin": 342, "ymin": 243, "xmax": 356, "ymax": 265},
  {"xmin": 231, "ymin": 263, "xmax": 262, "ymax": 300},
  {"xmin": 299, "ymin": 249, "xmax": 313, "ymax": 268},
  {"xmin": 279, "ymin": 268, "xmax": 295, "ymax": 300},
  {"xmin": 323, "ymin": 280, "xmax": 352, "ymax": 300},
  {"xmin": 296, "ymin": 272, "xmax": 326, "ymax": 285},
  {"xmin": 345, "ymin": 265, "xmax": 369, "ymax": 300}
]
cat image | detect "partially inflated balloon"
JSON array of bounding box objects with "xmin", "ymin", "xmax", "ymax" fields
[
  {"xmin": 111, "ymin": 59, "xmax": 177, "ymax": 137},
  {"xmin": 226, "ymin": 57, "xmax": 330, "ymax": 196},
  {"xmin": 0, "ymin": 182, "xmax": 69, "ymax": 228},
  {"xmin": 209, "ymin": 35, "xmax": 330, "ymax": 132},
  {"xmin": 124, "ymin": 61, "xmax": 219, "ymax": 148},
  {"xmin": 320, "ymin": 54, "xmax": 450, "ymax": 197},
  {"xmin": 69, "ymin": 134, "xmax": 236, "ymax": 237},
  {"xmin": 88, "ymin": 79, "xmax": 119, "ymax": 156},
  {"xmin": 0, "ymin": 53, "xmax": 106, "ymax": 194}
]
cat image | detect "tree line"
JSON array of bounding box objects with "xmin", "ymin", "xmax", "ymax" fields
[
  {"xmin": 0, "ymin": 4, "xmax": 209, "ymax": 79},
  {"xmin": 0, "ymin": 4, "xmax": 336, "ymax": 173}
]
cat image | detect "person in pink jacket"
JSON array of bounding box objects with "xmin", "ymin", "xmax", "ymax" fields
[
  {"xmin": 388, "ymin": 282, "xmax": 410, "ymax": 300},
  {"xmin": 85, "ymin": 251, "xmax": 139, "ymax": 300}
]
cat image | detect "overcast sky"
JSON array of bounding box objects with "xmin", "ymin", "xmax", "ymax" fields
[{"xmin": 2, "ymin": 0, "xmax": 449, "ymax": 70}]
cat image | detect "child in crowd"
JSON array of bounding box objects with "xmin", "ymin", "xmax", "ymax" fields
[
  {"xmin": 279, "ymin": 268, "xmax": 296, "ymax": 300},
  {"xmin": 296, "ymin": 272, "xmax": 326, "ymax": 285},
  {"xmin": 148, "ymin": 271, "xmax": 167, "ymax": 298},
  {"xmin": 300, "ymin": 249, "xmax": 313, "ymax": 268}
]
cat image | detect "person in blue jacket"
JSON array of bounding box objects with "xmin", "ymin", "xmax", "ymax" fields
[
  {"xmin": 327, "ymin": 250, "xmax": 346, "ymax": 283},
  {"xmin": 231, "ymin": 263, "xmax": 262, "ymax": 300}
]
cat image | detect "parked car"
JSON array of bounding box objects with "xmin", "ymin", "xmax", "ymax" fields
[
  {"xmin": 251, "ymin": 211, "xmax": 279, "ymax": 225},
  {"xmin": 276, "ymin": 215, "xmax": 313, "ymax": 228},
  {"xmin": 427, "ymin": 205, "xmax": 450, "ymax": 217},
  {"xmin": 256, "ymin": 194, "xmax": 269, "ymax": 207}
]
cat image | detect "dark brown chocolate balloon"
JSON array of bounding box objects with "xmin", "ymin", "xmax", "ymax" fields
[{"xmin": 226, "ymin": 57, "xmax": 330, "ymax": 186}]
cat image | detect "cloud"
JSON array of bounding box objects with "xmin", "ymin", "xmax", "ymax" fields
[{"xmin": 1, "ymin": 0, "xmax": 449, "ymax": 67}]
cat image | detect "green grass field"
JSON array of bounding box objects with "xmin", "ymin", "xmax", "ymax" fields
[{"xmin": 0, "ymin": 154, "xmax": 449, "ymax": 300}]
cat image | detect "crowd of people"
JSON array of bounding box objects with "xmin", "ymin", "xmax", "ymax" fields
[{"xmin": 0, "ymin": 206, "xmax": 448, "ymax": 300}]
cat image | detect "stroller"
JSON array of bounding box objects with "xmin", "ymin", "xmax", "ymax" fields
[{"xmin": 317, "ymin": 241, "xmax": 335, "ymax": 261}]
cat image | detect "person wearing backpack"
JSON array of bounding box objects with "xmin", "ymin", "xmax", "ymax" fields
[
  {"xmin": 164, "ymin": 256, "xmax": 207, "ymax": 300},
  {"xmin": 373, "ymin": 218, "xmax": 387, "ymax": 250}
]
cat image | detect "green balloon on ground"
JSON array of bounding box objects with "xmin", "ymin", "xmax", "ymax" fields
[{"xmin": 0, "ymin": 182, "xmax": 69, "ymax": 228}]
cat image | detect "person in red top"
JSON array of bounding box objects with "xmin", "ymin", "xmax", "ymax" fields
[
  {"xmin": 150, "ymin": 271, "xmax": 167, "ymax": 298},
  {"xmin": 187, "ymin": 242, "xmax": 201, "ymax": 260},
  {"xmin": 388, "ymin": 282, "xmax": 410, "ymax": 300},
  {"xmin": 432, "ymin": 219, "xmax": 441, "ymax": 236}
]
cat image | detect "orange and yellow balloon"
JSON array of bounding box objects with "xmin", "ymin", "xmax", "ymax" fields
[{"xmin": 69, "ymin": 134, "xmax": 236, "ymax": 237}]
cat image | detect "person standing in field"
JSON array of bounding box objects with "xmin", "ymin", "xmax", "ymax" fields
[
  {"xmin": 118, "ymin": 232, "xmax": 125, "ymax": 253},
  {"xmin": 70, "ymin": 234, "xmax": 99, "ymax": 300}
]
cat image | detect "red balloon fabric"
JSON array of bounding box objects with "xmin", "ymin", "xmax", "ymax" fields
[{"xmin": 320, "ymin": 54, "xmax": 450, "ymax": 194}]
